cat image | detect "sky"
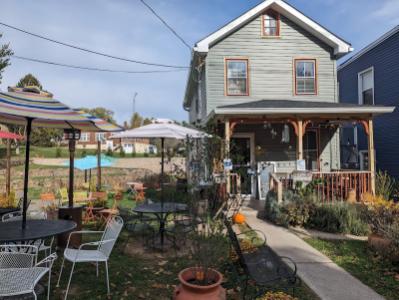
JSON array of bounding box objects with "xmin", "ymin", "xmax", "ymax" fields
[{"xmin": 0, "ymin": 0, "xmax": 398, "ymax": 124}]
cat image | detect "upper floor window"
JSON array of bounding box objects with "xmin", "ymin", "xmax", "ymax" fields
[
  {"xmin": 358, "ymin": 67, "xmax": 374, "ymax": 105},
  {"xmin": 80, "ymin": 132, "xmax": 89, "ymax": 142},
  {"xmin": 262, "ymin": 10, "xmax": 280, "ymax": 36},
  {"xmin": 295, "ymin": 59, "xmax": 317, "ymax": 95},
  {"xmin": 225, "ymin": 59, "xmax": 249, "ymax": 96}
]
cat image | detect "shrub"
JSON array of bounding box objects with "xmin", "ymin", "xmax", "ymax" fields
[
  {"xmin": 143, "ymin": 152, "xmax": 149, "ymax": 157},
  {"xmin": 308, "ymin": 203, "xmax": 369, "ymax": 235},
  {"xmin": 106, "ymin": 148, "xmax": 113, "ymax": 157},
  {"xmin": 119, "ymin": 148, "xmax": 125, "ymax": 157},
  {"xmin": 55, "ymin": 147, "xmax": 62, "ymax": 158},
  {"xmin": 375, "ymin": 170, "xmax": 396, "ymax": 200},
  {"xmin": 131, "ymin": 151, "xmax": 136, "ymax": 157}
]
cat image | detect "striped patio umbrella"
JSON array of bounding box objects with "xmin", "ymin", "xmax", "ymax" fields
[{"xmin": 0, "ymin": 90, "xmax": 106, "ymax": 228}]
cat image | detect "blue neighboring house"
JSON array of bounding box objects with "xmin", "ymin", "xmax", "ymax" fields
[{"xmin": 338, "ymin": 26, "xmax": 399, "ymax": 178}]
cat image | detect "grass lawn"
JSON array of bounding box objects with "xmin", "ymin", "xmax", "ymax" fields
[
  {"xmin": 49, "ymin": 227, "xmax": 318, "ymax": 300},
  {"xmin": 305, "ymin": 238, "xmax": 399, "ymax": 300}
]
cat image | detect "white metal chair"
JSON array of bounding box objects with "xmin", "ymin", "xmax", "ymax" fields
[
  {"xmin": 1, "ymin": 212, "xmax": 54, "ymax": 257},
  {"xmin": 57, "ymin": 216, "xmax": 124, "ymax": 299},
  {"xmin": 1, "ymin": 211, "xmax": 23, "ymax": 222},
  {"xmin": 0, "ymin": 245, "xmax": 57, "ymax": 300}
]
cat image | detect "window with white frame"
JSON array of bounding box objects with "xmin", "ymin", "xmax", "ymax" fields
[
  {"xmin": 295, "ymin": 59, "xmax": 317, "ymax": 95},
  {"xmin": 358, "ymin": 67, "xmax": 374, "ymax": 105},
  {"xmin": 80, "ymin": 132, "xmax": 89, "ymax": 142},
  {"xmin": 225, "ymin": 59, "xmax": 249, "ymax": 96},
  {"xmin": 95, "ymin": 132, "xmax": 106, "ymax": 142}
]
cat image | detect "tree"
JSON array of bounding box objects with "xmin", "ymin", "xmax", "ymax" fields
[
  {"xmin": 78, "ymin": 107, "xmax": 116, "ymax": 124},
  {"xmin": 16, "ymin": 73, "xmax": 42, "ymax": 89},
  {"xmin": 130, "ymin": 113, "xmax": 152, "ymax": 129},
  {"xmin": 0, "ymin": 34, "xmax": 13, "ymax": 84}
]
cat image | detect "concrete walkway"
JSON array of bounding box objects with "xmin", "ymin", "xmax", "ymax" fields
[{"xmin": 242, "ymin": 206, "xmax": 385, "ymax": 300}]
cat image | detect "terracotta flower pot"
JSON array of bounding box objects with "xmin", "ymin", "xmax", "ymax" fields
[{"xmin": 174, "ymin": 267, "xmax": 226, "ymax": 300}]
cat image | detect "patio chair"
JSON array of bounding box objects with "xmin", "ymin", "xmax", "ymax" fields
[
  {"xmin": 0, "ymin": 245, "xmax": 57, "ymax": 300},
  {"xmin": 1, "ymin": 212, "xmax": 54, "ymax": 257},
  {"xmin": 118, "ymin": 206, "xmax": 156, "ymax": 247},
  {"xmin": 57, "ymin": 216, "xmax": 124, "ymax": 299},
  {"xmin": 2, "ymin": 211, "xmax": 22, "ymax": 222},
  {"xmin": 59, "ymin": 188, "xmax": 69, "ymax": 206},
  {"xmin": 0, "ymin": 254, "xmax": 57, "ymax": 300}
]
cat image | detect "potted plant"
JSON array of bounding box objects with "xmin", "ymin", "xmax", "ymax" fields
[{"xmin": 174, "ymin": 217, "xmax": 228, "ymax": 300}]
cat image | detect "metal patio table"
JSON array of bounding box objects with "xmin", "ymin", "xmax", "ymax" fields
[
  {"xmin": 0, "ymin": 219, "xmax": 76, "ymax": 244},
  {"xmin": 133, "ymin": 202, "xmax": 187, "ymax": 249}
]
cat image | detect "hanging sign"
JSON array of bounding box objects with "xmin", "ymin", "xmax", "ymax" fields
[{"xmin": 223, "ymin": 158, "xmax": 233, "ymax": 171}]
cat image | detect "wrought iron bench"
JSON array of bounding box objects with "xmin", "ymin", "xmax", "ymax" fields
[{"xmin": 225, "ymin": 220, "xmax": 300, "ymax": 298}]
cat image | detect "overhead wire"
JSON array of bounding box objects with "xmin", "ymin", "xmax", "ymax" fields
[
  {"xmin": 12, "ymin": 55, "xmax": 188, "ymax": 74},
  {"xmin": 0, "ymin": 21, "xmax": 189, "ymax": 69}
]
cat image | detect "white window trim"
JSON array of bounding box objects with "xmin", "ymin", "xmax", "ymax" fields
[{"xmin": 357, "ymin": 66, "xmax": 374, "ymax": 105}]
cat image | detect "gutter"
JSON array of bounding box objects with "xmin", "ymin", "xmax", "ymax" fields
[{"xmin": 214, "ymin": 106, "xmax": 396, "ymax": 115}]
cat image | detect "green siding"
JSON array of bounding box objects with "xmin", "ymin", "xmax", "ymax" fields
[{"xmin": 205, "ymin": 13, "xmax": 338, "ymax": 114}]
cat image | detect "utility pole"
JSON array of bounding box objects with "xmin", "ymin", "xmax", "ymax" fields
[{"xmin": 132, "ymin": 92, "xmax": 138, "ymax": 117}]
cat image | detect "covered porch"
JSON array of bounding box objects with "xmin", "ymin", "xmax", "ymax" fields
[{"xmin": 213, "ymin": 100, "xmax": 395, "ymax": 202}]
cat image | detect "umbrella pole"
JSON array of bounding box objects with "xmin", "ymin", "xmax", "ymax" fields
[
  {"xmin": 160, "ymin": 137, "xmax": 165, "ymax": 248},
  {"xmin": 6, "ymin": 139, "xmax": 11, "ymax": 198},
  {"xmin": 68, "ymin": 139, "xmax": 76, "ymax": 208},
  {"xmin": 97, "ymin": 140, "xmax": 101, "ymax": 191},
  {"xmin": 22, "ymin": 118, "xmax": 33, "ymax": 229}
]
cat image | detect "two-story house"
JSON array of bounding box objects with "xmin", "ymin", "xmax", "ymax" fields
[
  {"xmin": 184, "ymin": 0, "xmax": 394, "ymax": 201},
  {"xmin": 338, "ymin": 26, "xmax": 399, "ymax": 178}
]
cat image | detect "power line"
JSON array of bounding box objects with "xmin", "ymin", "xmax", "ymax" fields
[
  {"xmin": 12, "ymin": 55, "xmax": 187, "ymax": 74},
  {"xmin": 139, "ymin": 0, "xmax": 192, "ymax": 51},
  {"xmin": 0, "ymin": 21, "xmax": 189, "ymax": 69}
]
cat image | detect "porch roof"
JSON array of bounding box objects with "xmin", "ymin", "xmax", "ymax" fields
[{"xmin": 214, "ymin": 100, "xmax": 395, "ymax": 119}]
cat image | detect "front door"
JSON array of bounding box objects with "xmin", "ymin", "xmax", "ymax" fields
[{"xmin": 230, "ymin": 134, "xmax": 254, "ymax": 197}]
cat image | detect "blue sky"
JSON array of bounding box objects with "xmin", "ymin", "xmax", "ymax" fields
[{"xmin": 0, "ymin": 0, "xmax": 397, "ymax": 124}]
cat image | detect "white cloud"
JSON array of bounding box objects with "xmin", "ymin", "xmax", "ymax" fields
[{"xmin": 373, "ymin": 0, "xmax": 399, "ymax": 24}]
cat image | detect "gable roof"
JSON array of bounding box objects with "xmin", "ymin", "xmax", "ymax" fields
[
  {"xmin": 195, "ymin": 0, "xmax": 352, "ymax": 56},
  {"xmin": 339, "ymin": 25, "xmax": 399, "ymax": 70}
]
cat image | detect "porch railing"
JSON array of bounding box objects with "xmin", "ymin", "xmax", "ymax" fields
[
  {"xmin": 270, "ymin": 171, "xmax": 373, "ymax": 203},
  {"xmin": 312, "ymin": 171, "xmax": 372, "ymax": 203}
]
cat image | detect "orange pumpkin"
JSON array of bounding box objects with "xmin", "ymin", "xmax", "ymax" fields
[{"xmin": 233, "ymin": 213, "xmax": 245, "ymax": 224}]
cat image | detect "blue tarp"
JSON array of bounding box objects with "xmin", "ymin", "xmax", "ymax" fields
[{"xmin": 65, "ymin": 155, "xmax": 115, "ymax": 170}]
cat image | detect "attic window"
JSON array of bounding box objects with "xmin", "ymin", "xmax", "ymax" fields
[{"xmin": 262, "ymin": 10, "xmax": 280, "ymax": 36}]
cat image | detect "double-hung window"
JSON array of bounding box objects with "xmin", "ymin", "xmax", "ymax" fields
[
  {"xmin": 95, "ymin": 132, "xmax": 106, "ymax": 142},
  {"xmin": 262, "ymin": 10, "xmax": 280, "ymax": 36},
  {"xmin": 225, "ymin": 59, "xmax": 249, "ymax": 96},
  {"xmin": 295, "ymin": 59, "xmax": 317, "ymax": 95},
  {"xmin": 358, "ymin": 67, "xmax": 374, "ymax": 105},
  {"xmin": 80, "ymin": 132, "xmax": 89, "ymax": 142}
]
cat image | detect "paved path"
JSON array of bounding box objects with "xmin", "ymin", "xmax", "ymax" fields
[{"xmin": 242, "ymin": 206, "xmax": 385, "ymax": 300}]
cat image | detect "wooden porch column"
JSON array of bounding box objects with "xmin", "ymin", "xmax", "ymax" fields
[
  {"xmin": 225, "ymin": 119, "xmax": 231, "ymax": 193},
  {"xmin": 297, "ymin": 120, "xmax": 304, "ymax": 160},
  {"xmin": 368, "ymin": 119, "xmax": 376, "ymax": 194}
]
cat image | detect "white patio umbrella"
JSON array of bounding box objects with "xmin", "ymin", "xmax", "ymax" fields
[{"xmin": 111, "ymin": 123, "xmax": 208, "ymax": 180}]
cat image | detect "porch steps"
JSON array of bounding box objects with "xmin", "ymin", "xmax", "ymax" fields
[{"xmin": 242, "ymin": 206, "xmax": 385, "ymax": 300}]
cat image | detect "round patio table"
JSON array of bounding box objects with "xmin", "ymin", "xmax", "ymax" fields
[
  {"xmin": 0, "ymin": 219, "xmax": 77, "ymax": 243},
  {"xmin": 133, "ymin": 202, "xmax": 187, "ymax": 249}
]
